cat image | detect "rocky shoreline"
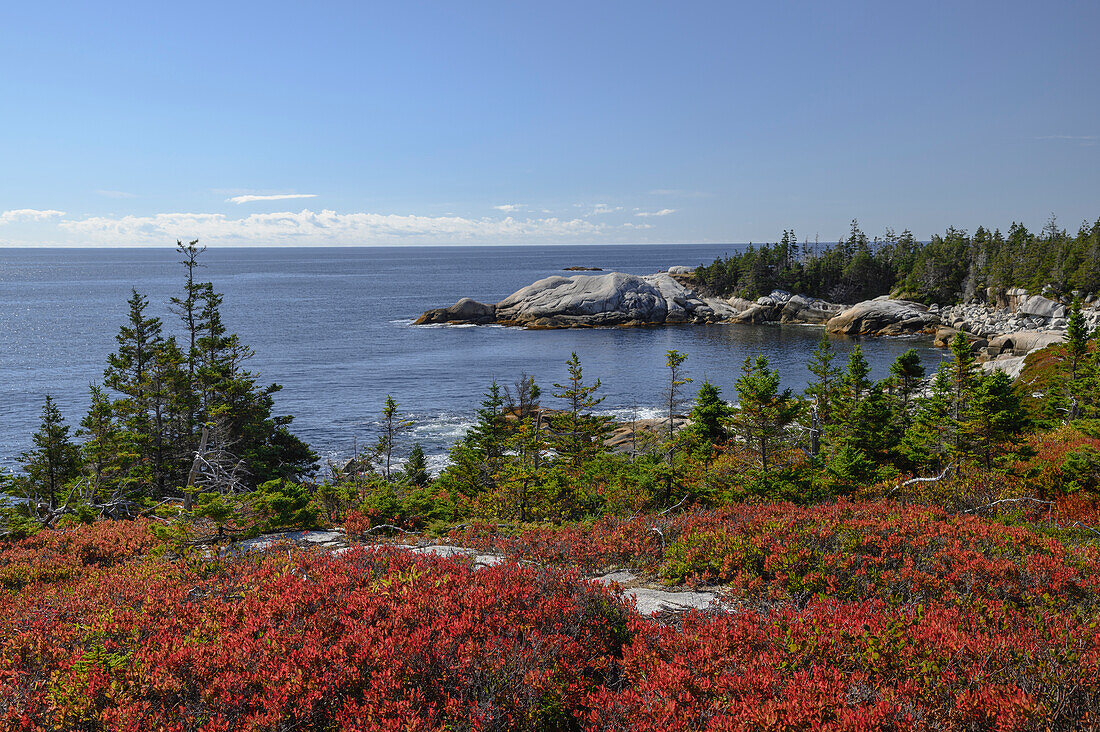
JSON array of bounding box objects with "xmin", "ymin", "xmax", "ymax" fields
[{"xmin": 416, "ymin": 269, "xmax": 1100, "ymax": 367}]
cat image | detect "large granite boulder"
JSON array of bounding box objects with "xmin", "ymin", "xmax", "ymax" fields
[
  {"xmin": 780, "ymin": 295, "xmax": 842, "ymax": 324},
  {"xmin": 826, "ymin": 296, "xmax": 940, "ymax": 336},
  {"xmin": 494, "ymin": 273, "xmax": 665, "ymax": 327},
  {"xmin": 730, "ymin": 303, "xmax": 780, "ymax": 324},
  {"xmin": 1016, "ymin": 295, "xmax": 1065, "ymax": 320},
  {"xmin": 987, "ymin": 330, "xmax": 1065, "ymax": 357},
  {"xmin": 488, "ymin": 271, "xmax": 722, "ymax": 328},
  {"xmin": 726, "ymin": 297, "xmax": 756, "ymax": 313},
  {"xmin": 414, "ymin": 297, "xmax": 496, "ymax": 325}
]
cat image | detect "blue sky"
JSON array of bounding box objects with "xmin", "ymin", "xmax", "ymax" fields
[{"xmin": 1, "ymin": 0, "xmax": 1097, "ymax": 247}]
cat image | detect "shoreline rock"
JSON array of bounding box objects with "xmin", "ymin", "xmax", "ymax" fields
[
  {"xmin": 413, "ymin": 274, "xmax": 1098, "ymax": 368},
  {"xmin": 826, "ymin": 297, "xmax": 940, "ymax": 336}
]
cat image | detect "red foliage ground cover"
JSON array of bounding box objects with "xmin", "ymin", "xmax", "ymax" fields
[{"xmin": 3, "ymin": 507, "xmax": 1100, "ymax": 730}]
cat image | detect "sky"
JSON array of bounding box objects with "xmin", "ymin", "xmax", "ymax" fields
[{"xmin": 1, "ymin": 0, "xmax": 1098, "ymax": 247}]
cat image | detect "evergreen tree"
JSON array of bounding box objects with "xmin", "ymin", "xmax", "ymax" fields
[
  {"xmin": 664, "ymin": 350, "xmax": 692, "ymax": 442},
  {"xmin": 504, "ymin": 372, "xmax": 541, "ymax": 420},
  {"xmin": 377, "ymin": 395, "xmax": 412, "ymax": 482},
  {"xmin": 732, "ymin": 356, "xmax": 801, "ymax": 474},
  {"xmin": 948, "ymin": 332, "xmax": 979, "ymax": 455},
  {"xmin": 77, "ymin": 385, "xmax": 127, "ymax": 495},
  {"xmin": 103, "ymin": 289, "xmax": 164, "ymax": 495},
  {"xmin": 169, "ymin": 239, "xmax": 206, "ymax": 437},
  {"xmin": 404, "ymin": 443, "xmax": 430, "ymax": 488},
  {"xmin": 104, "ymin": 289, "xmax": 163, "ymax": 404},
  {"xmin": 503, "ymin": 411, "xmax": 550, "ymax": 522},
  {"xmin": 888, "ymin": 349, "xmax": 925, "ymax": 414},
  {"xmin": 1065, "ymin": 300, "xmax": 1092, "ymax": 420},
  {"xmin": 805, "ymin": 332, "xmax": 841, "ymax": 456},
  {"xmin": 839, "ymin": 345, "xmax": 872, "ymax": 409},
  {"xmin": 688, "ymin": 381, "xmax": 731, "ymax": 447},
  {"xmin": 662, "ymin": 350, "xmax": 692, "ymax": 502},
  {"xmin": 18, "ymin": 396, "xmax": 81, "ymax": 514},
  {"xmin": 550, "ymin": 352, "xmax": 610, "ymax": 470},
  {"xmin": 468, "ymin": 380, "xmax": 508, "ymax": 467},
  {"xmin": 963, "ymin": 370, "xmax": 1031, "ymax": 470},
  {"xmin": 442, "ymin": 380, "xmax": 510, "ymax": 497},
  {"xmin": 901, "ymin": 364, "xmax": 956, "ymax": 473}
]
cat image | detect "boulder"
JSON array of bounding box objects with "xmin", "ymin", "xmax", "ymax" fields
[
  {"xmin": 934, "ymin": 326, "xmax": 959, "ymax": 347},
  {"xmin": 485, "ymin": 271, "xmax": 721, "ymax": 328},
  {"xmin": 414, "ymin": 297, "xmax": 496, "ymax": 325},
  {"xmin": 987, "ymin": 330, "xmax": 1065, "ymax": 357},
  {"xmin": 981, "ymin": 355, "xmax": 1028, "ymax": 380},
  {"xmin": 730, "ymin": 303, "xmax": 780, "ymax": 325},
  {"xmin": 780, "ymin": 295, "xmax": 841, "ymax": 324},
  {"xmin": 826, "ymin": 297, "xmax": 940, "ymax": 336},
  {"xmin": 726, "ymin": 297, "xmax": 756, "ymax": 313},
  {"xmin": 666, "ymin": 265, "xmax": 695, "ymax": 276},
  {"xmin": 1017, "ymin": 295, "xmax": 1065, "ymax": 320},
  {"xmin": 493, "ymin": 272, "xmax": 667, "ymax": 327}
]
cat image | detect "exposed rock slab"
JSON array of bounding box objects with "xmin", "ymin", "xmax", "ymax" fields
[
  {"xmin": 1017, "ymin": 295, "xmax": 1066, "ymax": 320},
  {"xmin": 827, "ymin": 296, "xmax": 940, "ymax": 336},
  {"xmin": 417, "ymin": 271, "xmax": 727, "ymax": 329},
  {"xmin": 593, "ymin": 568, "xmax": 725, "ymax": 614},
  {"xmin": 414, "ymin": 297, "xmax": 496, "ymax": 325},
  {"xmin": 981, "ymin": 355, "xmax": 1028, "ymax": 379},
  {"xmin": 987, "ymin": 330, "xmax": 1065, "ymax": 357}
]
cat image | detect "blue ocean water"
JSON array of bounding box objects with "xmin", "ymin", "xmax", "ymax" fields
[{"xmin": 0, "ymin": 245, "xmax": 949, "ymax": 471}]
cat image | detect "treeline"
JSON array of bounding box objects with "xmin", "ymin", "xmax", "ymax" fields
[
  {"xmin": 694, "ymin": 216, "xmax": 1100, "ymax": 304},
  {"xmin": 3, "ymin": 242, "xmax": 316, "ymax": 530}
]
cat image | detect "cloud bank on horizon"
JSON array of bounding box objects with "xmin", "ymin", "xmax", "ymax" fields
[
  {"xmin": 228, "ymin": 193, "xmax": 319, "ymax": 204},
  {"xmin": 0, "ymin": 207, "xmax": 657, "ymax": 247}
]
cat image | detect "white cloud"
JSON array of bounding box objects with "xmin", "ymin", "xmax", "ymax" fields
[
  {"xmin": 493, "ymin": 203, "xmax": 523, "ymax": 212},
  {"xmin": 227, "ymin": 193, "xmax": 319, "ymax": 204},
  {"xmin": 587, "ymin": 203, "xmax": 622, "ymax": 216},
  {"xmin": 635, "ymin": 208, "xmax": 676, "ymax": 217},
  {"xmin": 0, "ymin": 209, "xmax": 66, "ymax": 224},
  {"xmin": 1035, "ymin": 135, "xmax": 1098, "ymax": 148},
  {"xmin": 55, "ymin": 208, "xmax": 611, "ymax": 245}
]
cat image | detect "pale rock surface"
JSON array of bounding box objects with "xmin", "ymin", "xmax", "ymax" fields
[
  {"xmin": 414, "ymin": 297, "xmax": 496, "ymax": 325},
  {"xmin": 1017, "ymin": 295, "xmax": 1066, "ymax": 320},
  {"xmin": 826, "ymin": 296, "xmax": 940, "ymax": 336},
  {"xmin": 987, "ymin": 330, "xmax": 1065, "ymax": 357}
]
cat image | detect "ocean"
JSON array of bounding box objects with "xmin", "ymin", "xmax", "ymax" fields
[{"xmin": 0, "ymin": 245, "xmax": 949, "ymax": 472}]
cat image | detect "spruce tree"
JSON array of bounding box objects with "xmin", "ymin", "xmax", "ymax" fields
[
  {"xmin": 839, "ymin": 345, "xmax": 872, "ymax": 409},
  {"xmin": 664, "ymin": 350, "xmax": 692, "ymax": 442},
  {"xmin": 377, "ymin": 395, "xmax": 412, "ymax": 482},
  {"xmin": 901, "ymin": 364, "xmax": 956, "ymax": 473},
  {"xmin": 77, "ymin": 385, "xmax": 126, "ymax": 495},
  {"xmin": 948, "ymin": 332, "xmax": 979, "ymax": 455},
  {"xmin": 887, "ymin": 349, "xmax": 926, "ymax": 434},
  {"xmin": 805, "ymin": 332, "xmax": 841, "ymax": 456},
  {"xmin": 1065, "ymin": 300, "xmax": 1092, "ymax": 420},
  {"xmin": 732, "ymin": 356, "xmax": 801, "ymax": 474},
  {"xmin": 404, "ymin": 443, "xmax": 430, "ymax": 488},
  {"xmin": 963, "ymin": 370, "xmax": 1031, "ymax": 470},
  {"xmin": 103, "ymin": 289, "xmax": 164, "ymax": 495},
  {"xmin": 688, "ymin": 381, "xmax": 731, "ymax": 447},
  {"xmin": 550, "ymin": 352, "xmax": 610, "ymax": 470},
  {"xmin": 18, "ymin": 396, "xmax": 81, "ymax": 514}
]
